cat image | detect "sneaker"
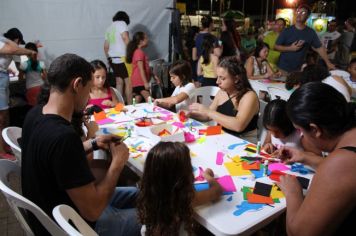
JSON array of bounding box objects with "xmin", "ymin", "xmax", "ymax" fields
[{"xmin": 0, "ymin": 153, "xmax": 16, "ymax": 161}]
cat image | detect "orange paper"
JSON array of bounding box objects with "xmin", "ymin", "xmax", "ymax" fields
[
  {"xmin": 93, "ymin": 111, "xmax": 107, "ymax": 121},
  {"xmin": 206, "ymin": 125, "xmax": 222, "ymax": 136},
  {"xmin": 115, "ymin": 103, "xmax": 124, "ymax": 112},
  {"xmin": 247, "ymin": 193, "xmax": 274, "ymax": 204},
  {"xmin": 242, "ymin": 161, "xmax": 261, "ymax": 170}
]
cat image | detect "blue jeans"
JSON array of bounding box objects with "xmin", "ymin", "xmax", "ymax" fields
[
  {"xmin": 95, "ymin": 187, "xmax": 141, "ymax": 236},
  {"xmin": 0, "ymin": 71, "xmax": 10, "ymax": 110}
]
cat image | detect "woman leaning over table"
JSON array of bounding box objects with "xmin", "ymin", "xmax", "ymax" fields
[
  {"xmin": 277, "ymin": 82, "xmax": 356, "ymax": 236},
  {"xmin": 189, "ymin": 56, "xmax": 259, "ymax": 143}
]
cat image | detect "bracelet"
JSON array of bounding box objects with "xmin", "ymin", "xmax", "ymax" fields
[{"xmin": 91, "ymin": 138, "xmax": 99, "ymax": 151}]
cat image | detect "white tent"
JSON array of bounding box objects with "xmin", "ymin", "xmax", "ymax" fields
[{"xmin": 0, "ymin": 0, "xmax": 172, "ymax": 65}]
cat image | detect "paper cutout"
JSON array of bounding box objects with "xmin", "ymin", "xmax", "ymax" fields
[
  {"xmin": 251, "ymin": 164, "xmax": 270, "ymax": 179},
  {"xmin": 224, "ymin": 161, "xmax": 252, "ymax": 176},
  {"xmin": 253, "ymin": 182, "xmax": 272, "ymax": 197},
  {"xmin": 194, "ymin": 167, "xmax": 205, "ymax": 181},
  {"xmin": 198, "ymin": 129, "xmax": 206, "ymax": 135},
  {"xmin": 269, "ymin": 170, "xmax": 287, "ymax": 182},
  {"xmin": 216, "ymin": 175, "xmax": 237, "ymax": 192},
  {"xmin": 132, "ymin": 141, "xmax": 144, "ymax": 149},
  {"xmin": 271, "ymin": 184, "xmax": 285, "ymax": 199},
  {"xmin": 114, "ymin": 103, "xmax": 124, "ymax": 112},
  {"xmin": 96, "ymin": 118, "xmax": 115, "ymax": 125},
  {"xmin": 273, "ymin": 198, "xmax": 280, "ymax": 203},
  {"xmin": 93, "ymin": 111, "xmax": 106, "ymax": 121},
  {"xmin": 296, "ymin": 176, "xmax": 310, "ymax": 189},
  {"xmin": 228, "ymin": 140, "xmax": 248, "ymax": 150},
  {"xmin": 190, "ymin": 151, "xmax": 197, "ymax": 157},
  {"xmin": 158, "ymin": 115, "xmax": 173, "ymax": 121},
  {"xmin": 206, "ymin": 125, "xmax": 222, "ymax": 135},
  {"xmin": 107, "ymin": 108, "xmax": 120, "ymax": 115},
  {"xmin": 291, "ymin": 163, "xmax": 311, "ymax": 174},
  {"xmin": 197, "ymin": 136, "xmax": 207, "ymax": 144},
  {"xmin": 172, "ymin": 122, "xmax": 185, "ymax": 128},
  {"xmin": 158, "ymin": 129, "xmax": 171, "ymax": 136},
  {"xmin": 242, "ymin": 161, "xmax": 261, "ymax": 170},
  {"xmin": 233, "ymin": 201, "xmax": 264, "ymax": 216},
  {"xmin": 184, "ymin": 120, "xmax": 202, "ymax": 128},
  {"xmin": 178, "ymin": 110, "xmax": 188, "ymax": 122},
  {"xmin": 227, "ymin": 196, "xmax": 233, "ymax": 201},
  {"xmin": 184, "ymin": 132, "xmax": 196, "ymax": 143},
  {"xmin": 223, "ymin": 192, "xmax": 234, "ymax": 195},
  {"xmin": 268, "ymin": 163, "xmax": 290, "ymax": 172},
  {"xmin": 247, "ymin": 193, "xmax": 274, "ymax": 204},
  {"xmin": 194, "ymin": 182, "xmax": 209, "ymax": 192},
  {"xmin": 241, "ymin": 186, "xmax": 253, "ymax": 200},
  {"xmin": 216, "ymin": 152, "xmax": 224, "ymax": 165}
]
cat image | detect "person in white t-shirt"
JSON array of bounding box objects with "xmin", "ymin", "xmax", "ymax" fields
[
  {"xmin": 154, "ymin": 60, "xmax": 196, "ymax": 112},
  {"xmin": 104, "ymin": 11, "xmax": 132, "ymax": 104},
  {"xmin": 320, "ymin": 20, "xmax": 341, "ymax": 61}
]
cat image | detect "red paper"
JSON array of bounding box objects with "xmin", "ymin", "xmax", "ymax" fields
[
  {"xmin": 206, "ymin": 125, "xmax": 222, "ymax": 135},
  {"xmin": 247, "ymin": 193, "xmax": 274, "ymax": 204}
]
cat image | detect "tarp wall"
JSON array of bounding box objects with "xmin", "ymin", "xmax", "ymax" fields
[{"xmin": 0, "ymin": 0, "xmax": 172, "ymax": 65}]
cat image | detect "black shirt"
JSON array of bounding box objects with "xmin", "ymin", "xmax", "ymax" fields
[{"xmin": 21, "ymin": 105, "xmax": 95, "ymax": 235}]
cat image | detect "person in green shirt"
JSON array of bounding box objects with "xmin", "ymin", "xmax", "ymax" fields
[{"xmin": 263, "ymin": 18, "xmax": 286, "ymax": 71}]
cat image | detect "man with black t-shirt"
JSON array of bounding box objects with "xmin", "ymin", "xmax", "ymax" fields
[{"xmin": 21, "ymin": 53, "xmax": 140, "ymax": 235}]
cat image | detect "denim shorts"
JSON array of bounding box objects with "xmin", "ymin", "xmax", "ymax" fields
[{"xmin": 0, "ymin": 71, "xmax": 10, "ymax": 110}]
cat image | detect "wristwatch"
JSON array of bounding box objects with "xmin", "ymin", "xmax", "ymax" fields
[{"xmin": 91, "ymin": 138, "xmax": 99, "ymax": 151}]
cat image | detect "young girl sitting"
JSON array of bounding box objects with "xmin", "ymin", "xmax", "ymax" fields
[
  {"xmin": 19, "ymin": 42, "xmax": 46, "ymax": 106},
  {"xmin": 126, "ymin": 32, "xmax": 158, "ymax": 103},
  {"xmin": 137, "ymin": 142, "xmax": 222, "ymax": 235},
  {"xmin": 154, "ymin": 60, "xmax": 195, "ymax": 112},
  {"xmin": 262, "ymin": 99, "xmax": 302, "ymax": 154},
  {"xmin": 87, "ymin": 60, "xmax": 121, "ymax": 109}
]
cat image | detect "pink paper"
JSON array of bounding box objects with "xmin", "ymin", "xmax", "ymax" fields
[
  {"xmin": 268, "ymin": 163, "xmax": 290, "ymax": 172},
  {"xmin": 172, "ymin": 122, "xmax": 185, "ymax": 128},
  {"xmin": 96, "ymin": 118, "xmax": 115, "ymax": 125},
  {"xmin": 217, "ymin": 175, "xmax": 237, "ymax": 192},
  {"xmin": 159, "ymin": 115, "xmax": 173, "ymax": 121},
  {"xmin": 184, "ymin": 132, "xmax": 196, "ymax": 143},
  {"xmin": 216, "ymin": 151, "xmax": 224, "ymax": 165},
  {"xmin": 194, "ymin": 167, "xmax": 205, "ymax": 182}
]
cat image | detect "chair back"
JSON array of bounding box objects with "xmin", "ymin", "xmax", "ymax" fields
[
  {"xmin": 257, "ymin": 99, "xmax": 268, "ymax": 144},
  {"xmin": 0, "ymin": 160, "xmax": 66, "ymax": 236},
  {"xmin": 110, "ymin": 87, "xmax": 125, "ymax": 104},
  {"xmin": 267, "ymin": 87, "xmax": 291, "ymax": 101},
  {"xmin": 2, "ymin": 127, "xmax": 22, "ymax": 163},
  {"xmin": 194, "ymin": 86, "xmax": 219, "ymax": 107},
  {"xmin": 53, "ymin": 205, "xmax": 98, "ymax": 236}
]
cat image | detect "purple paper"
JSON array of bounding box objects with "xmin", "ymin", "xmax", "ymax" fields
[
  {"xmin": 217, "ymin": 175, "xmax": 237, "ymax": 192},
  {"xmin": 172, "ymin": 122, "xmax": 185, "ymax": 128},
  {"xmin": 268, "ymin": 163, "xmax": 290, "ymax": 172}
]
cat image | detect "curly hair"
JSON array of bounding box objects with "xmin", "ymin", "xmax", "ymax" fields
[
  {"xmin": 137, "ymin": 142, "xmax": 195, "ymax": 236},
  {"xmin": 218, "ymin": 57, "xmax": 253, "ymax": 105}
]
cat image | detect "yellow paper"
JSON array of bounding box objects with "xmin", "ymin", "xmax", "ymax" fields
[
  {"xmin": 271, "ymin": 185, "xmax": 285, "ymax": 199},
  {"xmin": 107, "ymin": 108, "xmax": 120, "ymax": 116},
  {"xmin": 224, "ymin": 161, "xmax": 252, "ymax": 176},
  {"xmin": 190, "ymin": 151, "xmax": 197, "ymax": 158},
  {"xmin": 197, "ymin": 136, "xmax": 207, "ymax": 144}
]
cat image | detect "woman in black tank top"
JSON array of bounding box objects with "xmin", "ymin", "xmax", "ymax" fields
[
  {"xmin": 188, "ymin": 57, "xmax": 259, "ymax": 143},
  {"xmin": 277, "ymin": 82, "xmax": 356, "ymax": 236}
]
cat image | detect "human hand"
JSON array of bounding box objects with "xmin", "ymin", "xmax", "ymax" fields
[
  {"xmin": 95, "ymin": 134, "xmax": 123, "ymax": 150},
  {"xmin": 290, "ymin": 40, "xmax": 304, "ymax": 51},
  {"xmin": 262, "ymin": 143, "xmax": 275, "ymax": 154},
  {"xmin": 109, "ymin": 141, "xmax": 129, "ymax": 167},
  {"xmin": 154, "ymin": 75, "xmax": 161, "ymax": 85},
  {"xmin": 101, "ymin": 99, "xmax": 114, "ymax": 107},
  {"xmin": 144, "ymin": 82, "xmax": 150, "ymax": 90},
  {"xmin": 277, "ymin": 174, "xmax": 303, "ymax": 198},
  {"xmin": 327, "ymin": 62, "xmax": 336, "ymax": 70},
  {"xmin": 203, "ymin": 168, "xmax": 223, "ymax": 201},
  {"xmin": 189, "ymin": 103, "xmax": 209, "ymax": 115},
  {"xmin": 275, "ymin": 146, "xmax": 306, "ymax": 164},
  {"xmin": 203, "ymin": 168, "xmax": 215, "ymax": 181}
]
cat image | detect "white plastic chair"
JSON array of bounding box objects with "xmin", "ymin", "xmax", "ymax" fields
[
  {"xmin": 0, "ymin": 159, "xmax": 67, "ymax": 236},
  {"xmin": 257, "ymin": 99, "xmax": 268, "ymax": 144},
  {"xmin": 2, "ymin": 127, "xmax": 22, "ymax": 164},
  {"xmin": 110, "ymin": 86, "xmax": 125, "ymax": 104},
  {"xmin": 194, "ymin": 86, "xmax": 220, "ymax": 107},
  {"xmin": 53, "ymin": 205, "xmax": 98, "ymax": 236},
  {"xmin": 267, "ymin": 87, "xmax": 291, "ymax": 101}
]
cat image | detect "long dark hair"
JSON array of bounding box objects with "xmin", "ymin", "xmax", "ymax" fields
[
  {"xmin": 287, "ymin": 82, "xmax": 356, "ymax": 138},
  {"xmin": 169, "ymin": 60, "xmax": 192, "ymax": 86},
  {"xmin": 300, "ymin": 65, "xmax": 330, "ymax": 85},
  {"xmin": 25, "ymin": 42, "xmax": 39, "ymax": 71},
  {"xmin": 137, "ymin": 142, "xmax": 195, "ymax": 236},
  {"xmin": 218, "ymin": 57, "xmax": 253, "ymax": 103},
  {"xmin": 126, "ymin": 32, "xmax": 145, "ymax": 63},
  {"xmin": 201, "ymin": 34, "xmax": 217, "ymax": 65},
  {"xmin": 263, "ymin": 99, "xmax": 295, "ymax": 137},
  {"xmin": 90, "ymin": 60, "xmax": 109, "ymax": 88}
]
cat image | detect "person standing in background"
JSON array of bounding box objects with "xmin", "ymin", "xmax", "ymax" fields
[{"xmin": 104, "ymin": 11, "xmax": 132, "ymax": 104}]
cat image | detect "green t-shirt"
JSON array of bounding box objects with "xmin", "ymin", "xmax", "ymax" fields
[{"xmin": 263, "ymin": 31, "xmax": 280, "ymax": 71}]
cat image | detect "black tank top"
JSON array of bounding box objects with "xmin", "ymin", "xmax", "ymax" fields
[
  {"xmin": 216, "ymin": 92, "xmax": 258, "ymax": 137},
  {"xmin": 332, "ymin": 146, "xmax": 356, "ymax": 235}
]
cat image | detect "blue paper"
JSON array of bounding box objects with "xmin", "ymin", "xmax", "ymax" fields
[
  {"xmin": 194, "ymin": 183, "xmax": 210, "ymax": 192},
  {"xmin": 291, "ymin": 163, "xmax": 311, "ymax": 175},
  {"xmin": 132, "ymin": 141, "xmax": 144, "ymax": 149},
  {"xmin": 184, "ymin": 120, "xmax": 203, "ymax": 127},
  {"xmin": 223, "ymin": 191, "xmax": 234, "ymax": 195},
  {"xmin": 227, "ymin": 196, "xmax": 233, "ymax": 201},
  {"xmin": 251, "ymin": 164, "xmax": 271, "ymax": 179},
  {"xmin": 228, "ymin": 141, "xmax": 248, "ymax": 150},
  {"xmin": 233, "ymin": 201, "xmax": 264, "ymax": 216}
]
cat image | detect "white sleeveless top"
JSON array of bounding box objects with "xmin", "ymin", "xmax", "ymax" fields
[
  {"xmin": 271, "ymin": 129, "xmax": 303, "ymax": 150},
  {"xmin": 322, "ymin": 76, "xmax": 350, "ymax": 102}
]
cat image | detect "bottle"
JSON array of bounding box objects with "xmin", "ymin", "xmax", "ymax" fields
[{"xmin": 132, "ymin": 98, "xmax": 136, "ymax": 107}]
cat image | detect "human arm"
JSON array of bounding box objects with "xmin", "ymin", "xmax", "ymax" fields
[
  {"xmin": 277, "ymin": 146, "xmax": 324, "ymax": 169},
  {"xmin": 155, "ymin": 92, "xmax": 188, "ymax": 109},
  {"xmin": 0, "ymin": 40, "xmax": 36, "ymax": 56},
  {"xmin": 246, "ymin": 57, "xmax": 272, "ymax": 80},
  {"xmin": 192, "ymin": 168, "xmax": 223, "ymax": 207},
  {"xmin": 67, "ymin": 142, "xmax": 129, "ymax": 221},
  {"xmin": 121, "ymin": 31, "xmax": 130, "ymax": 46},
  {"xmin": 262, "ymin": 131, "xmax": 276, "ymax": 154},
  {"xmin": 313, "ymin": 46, "xmax": 335, "ymax": 70},
  {"xmin": 274, "ymin": 40, "xmax": 304, "ymax": 52},
  {"xmin": 188, "ymin": 90, "xmax": 222, "ymax": 121},
  {"xmin": 137, "ymin": 60, "xmax": 149, "ymax": 90},
  {"xmin": 82, "ymin": 134, "xmax": 122, "ymax": 153},
  {"xmin": 278, "ymin": 151, "xmax": 356, "ymax": 235},
  {"xmin": 192, "ymin": 47, "xmax": 198, "ymax": 61},
  {"xmin": 197, "ymin": 58, "xmax": 203, "ymax": 76}
]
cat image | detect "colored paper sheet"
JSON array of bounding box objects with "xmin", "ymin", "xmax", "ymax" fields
[
  {"xmin": 195, "ymin": 167, "xmax": 205, "ymax": 181},
  {"xmin": 194, "ymin": 182, "xmax": 209, "ymax": 192},
  {"xmin": 114, "ymin": 103, "xmax": 124, "ymax": 112},
  {"xmin": 197, "ymin": 136, "xmax": 207, "ymax": 144},
  {"xmin": 268, "ymin": 163, "xmax": 290, "ymax": 172},
  {"xmin": 224, "ymin": 161, "xmax": 252, "ymax": 176},
  {"xmin": 216, "ymin": 151, "xmax": 224, "ymax": 165},
  {"xmin": 96, "ymin": 118, "xmax": 115, "ymax": 125},
  {"xmin": 227, "ymin": 196, "xmax": 233, "ymax": 201},
  {"xmin": 273, "ymin": 198, "xmax": 280, "ymax": 203},
  {"xmin": 251, "ymin": 164, "xmax": 270, "ymax": 179},
  {"xmin": 253, "ymin": 182, "xmax": 272, "ymax": 197},
  {"xmin": 247, "ymin": 193, "xmax": 274, "ymax": 204},
  {"xmin": 241, "ymin": 186, "xmax": 253, "ymax": 200},
  {"xmin": 93, "ymin": 111, "xmax": 106, "ymax": 121},
  {"xmin": 269, "ymin": 170, "xmax": 287, "ymax": 182},
  {"xmin": 233, "ymin": 201, "xmax": 264, "ymax": 216},
  {"xmin": 228, "ymin": 140, "xmax": 248, "ymax": 150},
  {"xmin": 184, "ymin": 120, "xmax": 202, "ymax": 128},
  {"xmin": 158, "ymin": 115, "xmax": 173, "ymax": 121},
  {"xmin": 190, "ymin": 151, "xmax": 197, "ymax": 157},
  {"xmin": 132, "ymin": 141, "xmax": 144, "ymax": 149},
  {"xmin": 242, "ymin": 161, "xmax": 261, "ymax": 170},
  {"xmin": 107, "ymin": 108, "xmax": 120, "ymax": 115},
  {"xmin": 172, "ymin": 122, "xmax": 185, "ymax": 128},
  {"xmin": 206, "ymin": 125, "xmax": 222, "ymax": 135},
  {"xmin": 198, "ymin": 129, "xmax": 207, "ymax": 135},
  {"xmin": 184, "ymin": 132, "xmax": 196, "ymax": 143},
  {"xmin": 216, "ymin": 175, "xmax": 237, "ymax": 192},
  {"xmin": 271, "ymin": 185, "xmax": 285, "ymax": 199}
]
